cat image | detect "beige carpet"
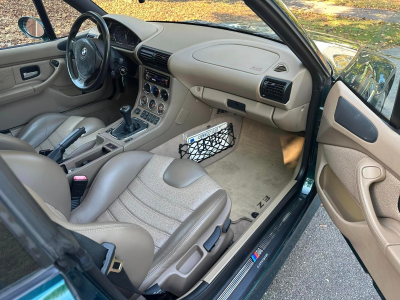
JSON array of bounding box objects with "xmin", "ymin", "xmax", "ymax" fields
[
  {"xmin": 205, "ymin": 118, "xmax": 304, "ymax": 221},
  {"xmin": 231, "ymin": 218, "xmax": 253, "ymax": 242},
  {"xmin": 150, "ymin": 111, "xmax": 243, "ymax": 168}
]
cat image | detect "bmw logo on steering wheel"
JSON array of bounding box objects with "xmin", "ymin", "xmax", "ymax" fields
[{"xmin": 81, "ymin": 47, "xmax": 87, "ymax": 58}]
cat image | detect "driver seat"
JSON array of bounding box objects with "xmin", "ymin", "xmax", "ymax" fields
[
  {"xmin": 1, "ymin": 150, "xmax": 233, "ymax": 296},
  {"xmin": 0, "ymin": 113, "xmax": 105, "ymax": 160}
]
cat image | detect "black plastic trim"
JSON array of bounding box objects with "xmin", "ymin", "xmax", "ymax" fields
[
  {"xmin": 334, "ymin": 96, "xmax": 378, "ymax": 143},
  {"xmin": 32, "ymin": 0, "xmax": 57, "ymax": 40},
  {"xmin": 227, "ymin": 100, "xmax": 246, "ymax": 112},
  {"xmin": 62, "ymin": 0, "xmax": 106, "ymax": 15},
  {"xmin": 222, "ymin": 218, "xmax": 231, "ymax": 233},
  {"xmin": 203, "ymin": 227, "xmax": 221, "ymax": 252},
  {"xmin": 338, "ymin": 78, "xmax": 393, "ymax": 130},
  {"xmin": 246, "ymin": 196, "xmax": 321, "ymax": 300},
  {"xmin": 228, "ymin": 193, "xmax": 310, "ymax": 300},
  {"xmin": 390, "ymin": 76, "xmax": 400, "ymax": 130},
  {"xmin": 181, "ymin": 281, "xmax": 210, "ymax": 300},
  {"xmin": 138, "ymin": 46, "xmax": 172, "ymax": 74},
  {"xmin": 259, "ymin": 76, "xmax": 292, "ymax": 104}
]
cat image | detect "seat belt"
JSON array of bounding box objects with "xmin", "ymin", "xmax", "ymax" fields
[{"xmin": 71, "ymin": 232, "xmax": 176, "ymax": 300}]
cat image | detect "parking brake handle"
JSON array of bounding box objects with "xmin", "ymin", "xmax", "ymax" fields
[{"xmin": 47, "ymin": 127, "xmax": 86, "ymax": 164}]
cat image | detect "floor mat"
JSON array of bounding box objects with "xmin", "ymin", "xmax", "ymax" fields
[
  {"xmin": 150, "ymin": 111, "xmax": 243, "ymax": 168},
  {"xmin": 205, "ymin": 118, "xmax": 304, "ymax": 221},
  {"xmin": 231, "ymin": 218, "xmax": 252, "ymax": 242}
]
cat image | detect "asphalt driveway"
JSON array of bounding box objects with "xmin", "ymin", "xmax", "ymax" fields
[{"xmin": 248, "ymin": 196, "xmax": 382, "ymax": 300}]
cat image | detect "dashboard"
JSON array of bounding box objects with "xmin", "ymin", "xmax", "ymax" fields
[
  {"xmin": 102, "ymin": 15, "xmax": 312, "ymax": 133},
  {"xmin": 108, "ymin": 21, "xmax": 141, "ymax": 50}
]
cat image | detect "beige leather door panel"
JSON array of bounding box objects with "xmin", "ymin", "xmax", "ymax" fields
[
  {"xmin": 316, "ymin": 81, "xmax": 400, "ymax": 300},
  {"xmin": 0, "ymin": 39, "xmax": 112, "ymax": 130}
]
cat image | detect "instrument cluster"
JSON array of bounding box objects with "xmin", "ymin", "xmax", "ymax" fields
[{"xmin": 108, "ymin": 21, "xmax": 140, "ymax": 50}]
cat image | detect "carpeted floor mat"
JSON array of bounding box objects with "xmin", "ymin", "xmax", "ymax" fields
[
  {"xmin": 205, "ymin": 118, "xmax": 304, "ymax": 221},
  {"xmin": 231, "ymin": 218, "xmax": 253, "ymax": 242}
]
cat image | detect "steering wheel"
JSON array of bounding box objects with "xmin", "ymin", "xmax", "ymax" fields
[{"xmin": 66, "ymin": 12, "xmax": 111, "ymax": 92}]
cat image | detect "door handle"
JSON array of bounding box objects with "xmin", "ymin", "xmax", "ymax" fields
[
  {"xmin": 20, "ymin": 65, "xmax": 40, "ymax": 80},
  {"xmin": 23, "ymin": 71, "xmax": 39, "ymax": 79},
  {"xmin": 357, "ymin": 157, "xmax": 400, "ymax": 253}
]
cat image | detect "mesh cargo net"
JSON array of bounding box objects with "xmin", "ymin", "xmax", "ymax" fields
[{"xmin": 179, "ymin": 123, "xmax": 235, "ymax": 163}]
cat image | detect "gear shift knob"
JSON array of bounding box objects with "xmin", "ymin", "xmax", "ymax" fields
[{"xmin": 120, "ymin": 105, "xmax": 134, "ymax": 133}]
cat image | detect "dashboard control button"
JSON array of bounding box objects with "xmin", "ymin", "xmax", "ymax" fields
[
  {"xmin": 148, "ymin": 99, "xmax": 156, "ymax": 111},
  {"xmin": 140, "ymin": 96, "xmax": 148, "ymax": 106},
  {"xmin": 143, "ymin": 83, "xmax": 151, "ymax": 94},
  {"xmin": 160, "ymin": 89, "xmax": 169, "ymax": 101},
  {"xmin": 134, "ymin": 108, "xmax": 141, "ymax": 114},
  {"xmin": 152, "ymin": 86, "xmax": 159, "ymax": 98},
  {"xmin": 157, "ymin": 103, "xmax": 166, "ymax": 115}
]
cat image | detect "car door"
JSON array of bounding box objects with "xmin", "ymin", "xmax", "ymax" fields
[
  {"xmin": 316, "ymin": 74, "xmax": 400, "ymax": 298},
  {"xmin": 0, "ymin": 0, "xmax": 112, "ymax": 133}
]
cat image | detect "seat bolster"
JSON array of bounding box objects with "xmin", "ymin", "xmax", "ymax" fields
[
  {"xmin": 1, "ymin": 151, "xmax": 72, "ymax": 220},
  {"xmin": 75, "ymin": 117, "xmax": 105, "ymax": 135},
  {"xmin": 67, "ymin": 222, "xmax": 154, "ymax": 288},
  {"xmin": 0, "ymin": 134, "xmax": 36, "ymax": 153},
  {"xmin": 28, "ymin": 186, "xmax": 154, "ymax": 288},
  {"xmin": 18, "ymin": 113, "xmax": 69, "ymax": 148},
  {"xmin": 140, "ymin": 189, "xmax": 231, "ymax": 290},
  {"xmin": 163, "ymin": 159, "xmax": 207, "ymax": 188},
  {"xmin": 70, "ymin": 151, "xmax": 154, "ymax": 224}
]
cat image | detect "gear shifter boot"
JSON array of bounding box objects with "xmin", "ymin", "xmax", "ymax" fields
[{"xmin": 111, "ymin": 105, "xmax": 148, "ymax": 140}]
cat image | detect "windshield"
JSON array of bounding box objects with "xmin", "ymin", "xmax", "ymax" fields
[{"xmin": 91, "ymin": 0, "xmax": 280, "ymax": 41}]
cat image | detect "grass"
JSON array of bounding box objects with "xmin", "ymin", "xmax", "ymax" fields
[
  {"xmin": 293, "ymin": 9, "xmax": 400, "ymax": 50},
  {"xmin": 311, "ymin": 0, "xmax": 400, "ymax": 12}
]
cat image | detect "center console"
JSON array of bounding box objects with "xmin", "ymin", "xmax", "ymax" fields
[
  {"xmin": 137, "ymin": 69, "xmax": 170, "ymax": 125},
  {"xmin": 59, "ymin": 64, "xmax": 212, "ymax": 186},
  {"xmin": 59, "ymin": 66, "xmax": 176, "ymax": 185}
]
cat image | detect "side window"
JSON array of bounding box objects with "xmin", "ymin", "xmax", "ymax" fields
[
  {"xmin": 0, "ymin": 1, "xmax": 45, "ymax": 49},
  {"xmin": 0, "ymin": 219, "xmax": 39, "ymax": 291},
  {"xmin": 42, "ymin": 0, "xmax": 95, "ymax": 38},
  {"xmin": 283, "ymin": 0, "xmax": 400, "ymax": 122}
]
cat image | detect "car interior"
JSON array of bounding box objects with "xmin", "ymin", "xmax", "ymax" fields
[{"xmin": 0, "ymin": 10, "xmax": 312, "ymax": 298}]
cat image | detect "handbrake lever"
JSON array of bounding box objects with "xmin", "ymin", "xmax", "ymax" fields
[{"xmin": 47, "ymin": 127, "xmax": 86, "ymax": 164}]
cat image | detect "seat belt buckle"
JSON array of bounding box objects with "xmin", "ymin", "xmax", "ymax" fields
[
  {"xmin": 101, "ymin": 242, "xmax": 124, "ymax": 275},
  {"xmin": 39, "ymin": 149, "xmax": 52, "ymax": 156},
  {"xmin": 71, "ymin": 175, "xmax": 88, "ymax": 210}
]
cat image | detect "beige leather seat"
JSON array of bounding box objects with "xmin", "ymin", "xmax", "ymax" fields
[
  {"xmin": 1, "ymin": 150, "xmax": 233, "ymax": 296},
  {"xmin": 0, "ymin": 113, "xmax": 105, "ymax": 159}
]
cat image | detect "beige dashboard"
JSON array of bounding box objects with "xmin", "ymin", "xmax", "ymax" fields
[{"xmin": 102, "ymin": 15, "xmax": 312, "ymax": 132}]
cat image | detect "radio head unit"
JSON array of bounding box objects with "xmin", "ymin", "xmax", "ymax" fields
[{"xmin": 144, "ymin": 69, "xmax": 170, "ymax": 88}]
